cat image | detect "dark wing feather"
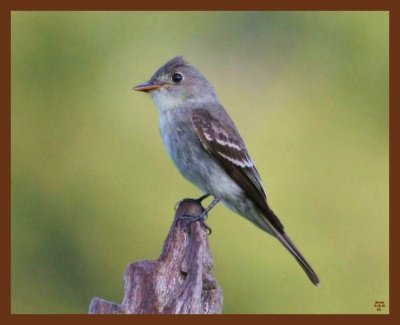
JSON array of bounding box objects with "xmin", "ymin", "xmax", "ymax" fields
[{"xmin": 191, "ymin": 108, "xmax": 284, "ymax": 233}]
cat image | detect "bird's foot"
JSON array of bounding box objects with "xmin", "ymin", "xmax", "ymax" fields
[
  {"xmin": 176, "ymin": 211, "xmax": 212, "ymax": 235},
  {"xmin": 174, "ymin": 194, "xmax": 212, "ymax": 234}
]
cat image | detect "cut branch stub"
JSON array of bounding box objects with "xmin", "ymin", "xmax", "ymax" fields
[{"xmin": 89, "ymin": 198, "xmax": 223, "ymax": 314}]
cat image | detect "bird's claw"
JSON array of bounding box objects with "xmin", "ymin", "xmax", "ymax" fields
[
  {"xmin": 173, "ymin": 194, "xmax": 213, "ymax": 234},
  {"xmin": 175, "ymin": 213, "xmax": 212, "ymax": 235}
]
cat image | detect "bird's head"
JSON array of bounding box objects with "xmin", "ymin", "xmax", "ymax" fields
[{"xmin": 133, "ymin": 56, "xmax": 217, "ymax": 112}]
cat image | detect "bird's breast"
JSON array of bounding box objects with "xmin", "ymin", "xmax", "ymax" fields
[
  {"xmin": 159, "ymin": 110, "xmax": 200, "ymax": 169},
  {"xmin": 158, "ymin": 110, "xmax": 243, "ymax": 199}
]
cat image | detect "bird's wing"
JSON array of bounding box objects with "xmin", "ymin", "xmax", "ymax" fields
[
  {"xmin": 191, "ymin": 108, "xmax": 284, "ymax": 233},
  {"xmin": 191, "ymin": 108, "xmax": 321, "ymax": 285}
]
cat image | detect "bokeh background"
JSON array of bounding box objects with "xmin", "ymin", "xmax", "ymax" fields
[{"xmin": 11, "ymin": 11, "xmax": 388, "ymax": 314}]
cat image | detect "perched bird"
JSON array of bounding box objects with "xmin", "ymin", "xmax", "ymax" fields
[{"xmin": 133, "ymin": 56, "xmax": 320, "ymax": 286}]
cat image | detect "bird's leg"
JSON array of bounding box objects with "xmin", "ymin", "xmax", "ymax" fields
[
  {"xmin": 175, "ymin": 195, "xmax": 221, "ymax": 234},
  {"xmin": 195, "ymin": 193, "xmax": 211, "ymax": 203},
  {"xmin": 174, "ymin": 193, "xmax": 210, "ymax": 211},
  {"xmin": 194, "ymin": 196, "xmax": 221, "ymax": 221}
]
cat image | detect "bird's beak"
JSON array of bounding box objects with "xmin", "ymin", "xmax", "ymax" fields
[{"xmin": 133, "ymin": 81, "xmax": 161, "ymax": 92}]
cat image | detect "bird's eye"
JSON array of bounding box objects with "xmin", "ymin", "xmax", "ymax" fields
[{"xmin": 172, "ymin": 73, "xmax": 184, "ymax": 83}]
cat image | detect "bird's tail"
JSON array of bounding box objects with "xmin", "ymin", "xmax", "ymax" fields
[
  {"xmin": 275, "ymin": 230, "xmax": 320, "ymax": 286},
  {"xmin": 253, "ymin": 208, "xmax": 320, "ymax": 286}
]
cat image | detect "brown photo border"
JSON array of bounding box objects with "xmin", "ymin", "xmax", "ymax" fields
[{"xmin": 1, "ymin": 0, "xmax": 398, "ymax": 323}]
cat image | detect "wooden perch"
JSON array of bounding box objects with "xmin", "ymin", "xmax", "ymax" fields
[{"xmin": 89, "ymin": 198, "xmax": 223, "ymax": 314}]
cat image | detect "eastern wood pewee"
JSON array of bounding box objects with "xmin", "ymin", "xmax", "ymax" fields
[{"xmin": 134, "ymin": 56, "xmax": 320, "ymax": 286}]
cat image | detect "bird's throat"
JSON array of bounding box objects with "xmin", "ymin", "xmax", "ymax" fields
[{"xmin": 151, "ymin": 89, "xmax": 185, "ymax": 113}]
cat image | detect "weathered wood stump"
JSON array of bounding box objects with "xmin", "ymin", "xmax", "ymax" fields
[{"xmin": 89, "ymin": 199, "xmax": 223, "ymax": 314}]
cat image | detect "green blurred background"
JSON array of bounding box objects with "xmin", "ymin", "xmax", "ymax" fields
[{"xmin": 11, "ymin": 11, "xmax": 388, "ymax": 314}]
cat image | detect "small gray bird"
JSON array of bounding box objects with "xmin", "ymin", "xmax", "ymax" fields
[{"xmin": 134, "ymin": 56, "xmax": 320, "ymax": 286}]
